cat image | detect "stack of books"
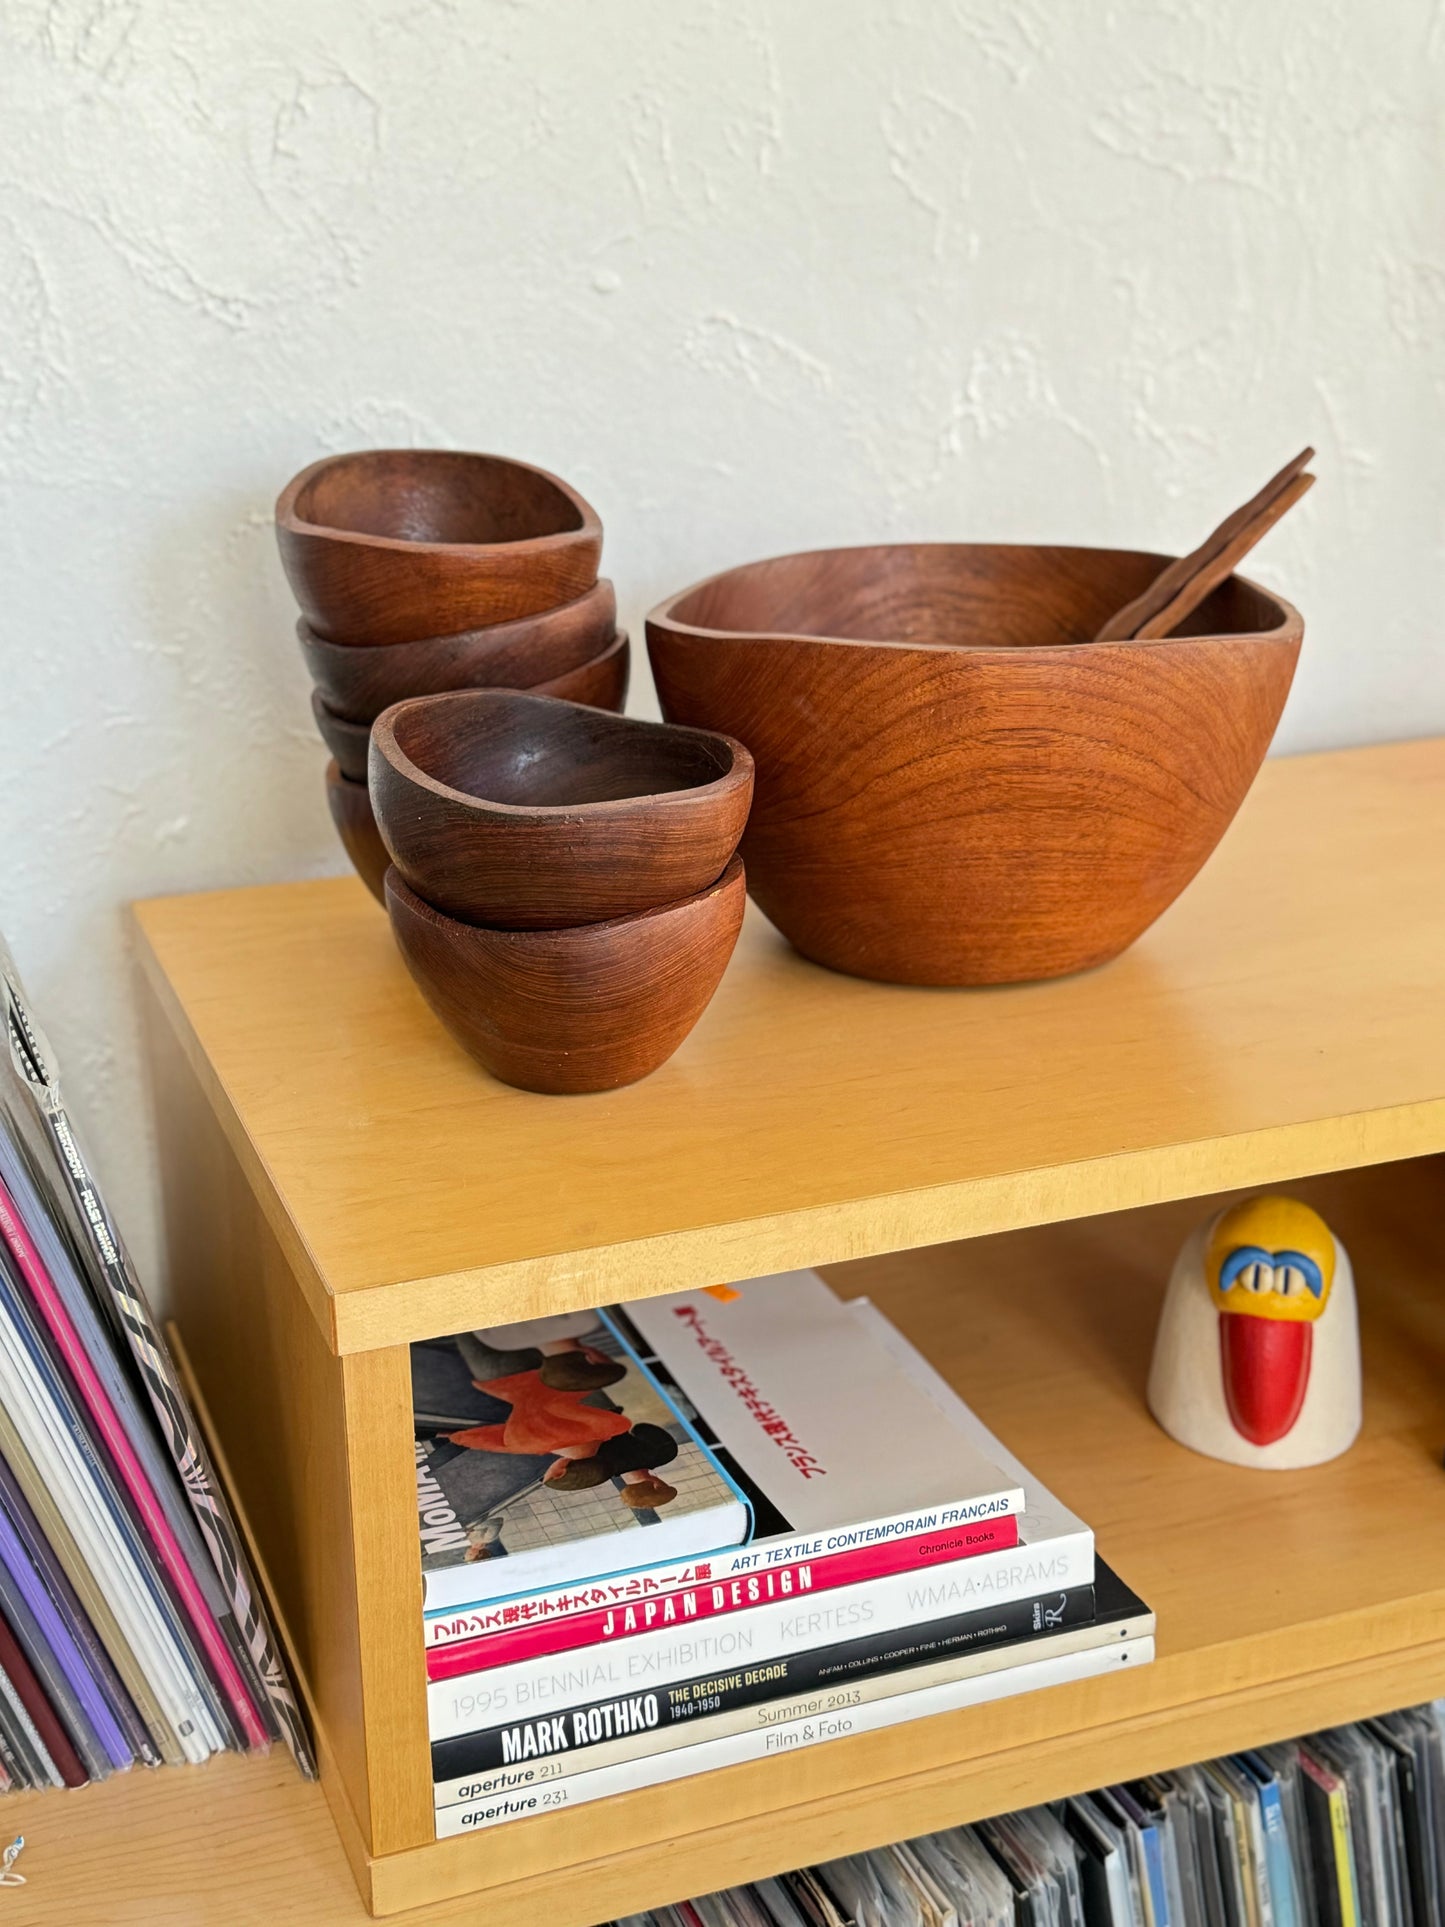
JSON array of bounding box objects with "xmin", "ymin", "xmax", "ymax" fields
[
  {"xmin": 413, "ymin": 1270, "xmax": 1154, "ymax": 1839},
  {"xmin": 0, "ymin": 937, "xmax": 311, "ymax": 1788},
  {"xmin": 608, "ymin": 1699, "xmax": 1445, "ymax": 1927}
]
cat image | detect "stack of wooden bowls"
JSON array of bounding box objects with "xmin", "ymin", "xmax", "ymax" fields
[
  {"xmin": 369, "ymin": 691, "xmax": 754, "ymax": 1093},
  {"xmin": 275, "ymin": 449, "xmax": 627, "ymax": 900}
]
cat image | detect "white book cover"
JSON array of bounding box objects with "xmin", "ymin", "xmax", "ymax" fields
[
  {"xmin": 624, "ymin": 1273, "xmax": 1021, "ymax": 1543},
  {"xmin": 845, "ymin": 1296, "xmax": 1090, "ymax": 1553},
  {"xmin": 434, "ymin": 1636, "xmax": 1154, "ymax": 1837}
]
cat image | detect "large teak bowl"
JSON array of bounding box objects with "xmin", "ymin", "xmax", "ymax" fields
[
  {"xmin": 370, "ymin": 690, "xmax": 752, "ymax": 929},
  {"xmin": 384, "ymin": 856, "xmax": 746, "ymax": 1094},
  {"xmin": 647, "ymin": 543, "xmax": 1303, "ymax": 986},
  {"xmin": 298, "ymin": 579, "xmax": 617, "ymax": 722},
  {"xmin": 313, "ymin": 632, "xmax": 631, "ymax": 781},
  {"xmin": 276, "ymin": 450, "xmax": 602, "ymax": 646}
]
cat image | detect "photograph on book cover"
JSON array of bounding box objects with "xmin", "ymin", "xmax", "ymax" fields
[{"xmin": 414, "ymin": 1308, "xmax": 752, "ymax": 1609}]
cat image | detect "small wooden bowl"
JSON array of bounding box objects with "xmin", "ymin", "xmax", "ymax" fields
[
  {"xmin": 276, "ymin": 450, "xmax": 603, "ymax": 647},
  {"xmin": 370, "ymin": 691, "xmax": 753, "ymax": 929},
  {"xmin": 384, "ymin": 856, "xmax": 745, "ymax": 1094},
  {"xmin": 313, "ymin": 631, "xmax": 631, "ymax": 780},
  {"xmin": 648, "ymin": 543, "xmax": 1303, "ymax": 985},
  {"xmin": 298, "ymin": 579, "xmax": 617, "ymax": 722},
  {"xmin": 324, "ymin": 760, "xmax": 389, "ymax": 903},
  {"xmin": 530, "ymin": 628, "xmax": 630, "ymax": 715}
]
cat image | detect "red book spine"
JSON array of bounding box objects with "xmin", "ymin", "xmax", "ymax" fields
[
  {"xmin": 0, "ymin": 1610, "xmax": 87, "ymax": 1789},
  {"xmin": 427, "ymin": 1513, "xmax": 1019, "ymax": 1682}
]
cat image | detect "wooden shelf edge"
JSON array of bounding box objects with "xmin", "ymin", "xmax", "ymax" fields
[
  {"xmin": 336, "ymin": 1102, "xmax": 1445, "ymax": 1353},
  {"xmin": 167, "ymin": 1319, "xmax": 378, "ymax": 1907}
]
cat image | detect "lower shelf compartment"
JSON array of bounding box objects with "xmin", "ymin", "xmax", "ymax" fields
[{"xmin": 7, "ymin": 1156, "xmax": 1445, "ymax": 1924}]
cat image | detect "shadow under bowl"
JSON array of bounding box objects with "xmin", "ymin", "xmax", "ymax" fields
[
  {"xmin": 298, "ymin": 579, "xmax": 618, "ymax": 722},
  {"xmin": 313, "ymin": 631, "xmax": 631, "ymax": 781},
  {"xmin": 646, "ymin": 542, "xmax": 1304, "ymax": 986},
  {"xmin": 276, "ymin": 448, "xmax": 603, "ymax": 647},
  {"xmin": 370, "ymin": 689, "xmax": 753, "ymax": 929},
  {"xmin": 384, "ymin": 855, "xmax": 746, "ymax": 1094},
  {"xmin": 324, "ymin": 759, "xmax": 389, "ymax": 904}
]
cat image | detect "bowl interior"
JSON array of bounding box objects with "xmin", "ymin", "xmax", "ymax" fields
[
  {"xmin": 294, "ymin": 451, "xmax": 583, "ymax": 548},
  {"xmin": 667, "ymin": 543, "xmax": 1286, "ymax": 648},
  {"xmin": 388, "ymin": 694, "xmax": 733, "ymax": 810}
]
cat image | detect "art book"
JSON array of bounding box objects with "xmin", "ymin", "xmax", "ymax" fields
[
  {"xmin": 417, "ymin": 1274, "xmax": 1022, "ymax": 1620},
  {"xmin": 415, "ymin": 1309, "xmax": 751, "ymax": 1610}
]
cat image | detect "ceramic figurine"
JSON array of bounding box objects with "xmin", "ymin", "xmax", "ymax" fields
[{"xmin": 1147, "ymin": 1195, "xmax": 1361, "ymax": 1469}]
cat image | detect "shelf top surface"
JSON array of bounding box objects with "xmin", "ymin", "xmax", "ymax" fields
[{"xmin": 134, "ymin": 735, "xmax": 1445, "ymax": 1351}]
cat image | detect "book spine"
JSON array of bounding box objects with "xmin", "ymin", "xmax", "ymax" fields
[
  {"xmin": 0, "ymin": 1609, "xmax": 88, "ymax": 1789},
  {"xmin": 0, "ymin": 1120, "xmax": 263, "ymax": 1752},
  {"xmin": 0, "ymin": 1247, "xmax": 223, "ymax": 1761},
  {"xmin": 1329, "ymin": 1785, "xmax": 1359, "ymax": 1927},
  {"xmin": 433, "ymin": 1585, "xmax": 1105, "ymax": 1806},
  {"xmin": 427, "ymin": 1530, "xmax": 1093, "ymax": 1742},
  {"xmin": 428, "ymin": 1514, "xmax": 1021, "ymax": 1679},
  {"xmin": 0, "ymin": 1170, "xmax": 269, "ymax": 1752},
  {"xmin": 1258, "ymin": 1779, "xmax": 1298, "ymax": 1927},
  {"xmin": 0, "ymin": 951, "xmax": 313, "ymax": 1774},
  {"xmin": 422, "ymin": 1485, "xmax": 1026, "ymax": 1626},
  {"xmin": 0, "ymin": 1655, "xmax": 60, "ymax": 1789},
  {"xmin": 0, "ymin": 1485, "xmax": 120, "ymax": 1777},
  {"xmin": 434, "ymin": 1635, "xmax": 1152, "ymax": 1837}
]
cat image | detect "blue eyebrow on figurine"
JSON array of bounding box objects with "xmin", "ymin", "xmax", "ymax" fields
[{"xmin": 1218, "ymin": 1245, "xmax": 1325, "ymax": 1297}]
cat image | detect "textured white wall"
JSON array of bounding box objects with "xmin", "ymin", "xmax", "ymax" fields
[{"xmin": 2, "ymin": 0, "xmax": 1442, "ymax": 1296}]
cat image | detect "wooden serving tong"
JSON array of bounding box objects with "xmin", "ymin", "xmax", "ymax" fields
[{"xmin": 1095, "ymin": 447, "xmax": 1315, "ymax": 643}]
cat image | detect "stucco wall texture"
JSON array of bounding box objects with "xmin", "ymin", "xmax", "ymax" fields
[{"xmin": 2, "ymin": 1, "xmax": 1442, "ymax": 1299}]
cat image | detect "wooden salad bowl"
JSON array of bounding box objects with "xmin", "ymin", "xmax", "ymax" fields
[
  {"xmin": 384, "ymin": 856, "xmax": 746, "ymax": 1094},
  {"xmin": 312, "ymin": 632, "xmax": 631, "ymax": 782},
  {"xmin": 324, "ymin": 760, "xmax": 390, "ymax": 904},
  {"xmin": 297, "ymin": 579, "xmax": 617, "ymax": 723},
  {"xmin": 647, "ymin": 544, "xmax": 1304, "ymax": 986},
  {"xmin": 370, "ymin": 690, "xmax": 752, "ymax": 929},
  {"xmin": 276, "ymin": 450, "xmax": 602, "ymax": 647}
]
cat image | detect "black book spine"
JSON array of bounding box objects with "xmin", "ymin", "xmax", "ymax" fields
[{"xmin": 432, "ymin": 1580, "xmax": 1095, "ymax": 1783}]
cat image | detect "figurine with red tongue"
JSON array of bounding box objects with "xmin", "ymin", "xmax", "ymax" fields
[{"xmin": 1147, "ymin": 1195, "xmax": 1361, "ymax": 1469}]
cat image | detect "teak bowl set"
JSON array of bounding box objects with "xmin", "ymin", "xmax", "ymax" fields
[
  {"xmin": 278, "ymin": 445, "xmax": 1307, "ymax": 1093},
  {"xmin": 276, "ymin": 450, "xmax": 629, "ymax": 903},
  {"xmin": 371, "ymin": 695, "xmax": 752, "ymax": 1094}
]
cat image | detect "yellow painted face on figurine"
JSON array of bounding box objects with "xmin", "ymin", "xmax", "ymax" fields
[{"xmin": 1205, "ymin": 1196, "xmax": 1335, "ymax": 1325}]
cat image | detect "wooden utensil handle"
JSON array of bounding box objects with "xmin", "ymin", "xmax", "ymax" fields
[
  {"xmin": 1130, "ymin": 471, "xmax": 1315, "ymax": 641},
  {"xmin": 1095, "ymin": 447, "xmax": 1314, "ymax": 644}
]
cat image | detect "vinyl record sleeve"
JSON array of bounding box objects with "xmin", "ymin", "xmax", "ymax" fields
[
  {"xmin": 0, "ymin": 1398, "xmax": 172, "ymax": 1765},
  {"xmin": 0, "ymin": 1122, "xmax": 275, "ymax": 1747},
  {"xmin": 0, "ymin": 940, "xmax": 313, "ymax": 1774}
]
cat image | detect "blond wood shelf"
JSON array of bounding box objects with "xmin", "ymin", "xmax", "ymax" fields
[
  {"xmin": 112, "ymin": 733, "xmax": 1445, "ymax": 1919},
  {"xmin": 13, "ymin": 1158, "xmax": 1445, "ymax": 1922},
  {"xmin": 133, "ymin": 737, "xmax": 1445, "ymax": 1355}
]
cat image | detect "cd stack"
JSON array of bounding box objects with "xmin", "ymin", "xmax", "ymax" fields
[
  {"xmin": 607, "ymin": 1699, "xmax": 1445, "ymax": 1927},
  {"xmin": 0, "ymin": 938, "xmax": 312, "ymax": 1789},
  {"xmin": 415, "ymin": 1271, "xmax": 1155, "ymax": 1839}
]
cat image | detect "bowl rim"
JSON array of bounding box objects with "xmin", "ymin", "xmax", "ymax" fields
[
  {"xmin": 647, "ymin": 541, "xmax": 1304, "ymax": 654},
  {"xmin": 276, "ymin": 449, "xmax": 603, "ymax": 561},
  {"xmin": 384, "ymin": 850, "xmax": 746, "ymax": 942},
  {"xmin": 296, "ymin": 578, "xmax": 617, "ymax": 662},
  {"xmin": 370, "ymin": 688, "xmax": 753, "ymax": 827}
]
